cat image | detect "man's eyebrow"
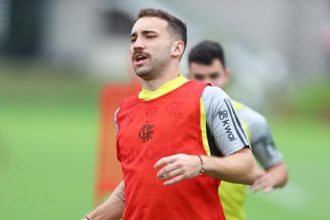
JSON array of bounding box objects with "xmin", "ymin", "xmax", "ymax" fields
[
  {"xmin": 130, "ymin": 29, "xmax": 157, "ymax": 38},
  {"xmin": 130, "ymin": 30, "xmax": 158, "ymax": 37},
  {"xmin": 130, "ymin": 32, "xmax": 137, "ymax": 38},
  {"xmin": 141, "ymin": 30, "xmax": 157, "ymax": 35}
]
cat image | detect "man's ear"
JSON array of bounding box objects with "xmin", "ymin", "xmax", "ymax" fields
[
  {"xmin": 172, "ymin": 41, "xmax": 185, "ymax": 57},
  {"xmin": 224, "ymin": 68, "xmax": 231, "ymax": 82}
]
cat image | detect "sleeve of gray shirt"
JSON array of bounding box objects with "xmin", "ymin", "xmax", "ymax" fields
[
  {"xmin": 237, "ymin": 106, "xmax": 283, "ymax": 168},
  {"xmin": 202, "ymin": 86, "xmax": 250, "ymax": 156}
]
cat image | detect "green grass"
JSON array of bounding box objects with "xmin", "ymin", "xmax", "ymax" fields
[
  {"xmin": 0, "ymin": 69, "xmax": 329, "ymax": 219},
  {"xmin": 0, "ymin": 101, "xmax": 98, "ymax": 219},
  {"xmin": 0, "ymin": 68, "xmax": 101, "ymax": 219}
]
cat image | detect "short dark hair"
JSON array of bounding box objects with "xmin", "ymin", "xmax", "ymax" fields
[
  {"xmin": 134, "ymin": 8, "xmax": 187, "ymax": 50},
  {"xmin": 188, "ymin": 40, "xmax": 226, "ymax": 67}
]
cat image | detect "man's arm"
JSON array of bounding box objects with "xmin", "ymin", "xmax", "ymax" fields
[
  {"xmin": 155, "ymin": 147, "xmax": 256, "ymax": 185},
  {"xmin": 82, "ymin": 109, "xmax": 125, "ymax": 220},
  {"xmin": 201, "ymin": 86, "xmax": 257, "ymax": 184},
  {"xmin": 202, "ymin": 148, "xmax": 256, "ymax": 184},
  {"xmin": 81, "ymin": 181, "xmax": 125, "ymax": 220},
  {"xmin": 155, "ymin": 86, "xmax": 257, "ymax": 185}
]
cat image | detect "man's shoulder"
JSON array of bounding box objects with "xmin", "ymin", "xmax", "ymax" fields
[
  {"xmin": 202, "ymin": 85, "xmax": 229, "ymax": 101},
  {"xmin": 201, "ymin": 86, "xmax": 232, "ymax": 120},
  {"xmin": 233, "ymin": 101, "xmax": 268, "ymax": 130},
  {"xmin": 120, "ymin": 94, "xmax": 140, "ymax": 108}
]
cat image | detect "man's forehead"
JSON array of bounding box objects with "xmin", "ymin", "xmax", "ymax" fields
[
  {"xmin": 190, "ymin": 63, "xmax": 222, "ymax": 74},
  {"xmin": 191, "ymin": 60, "xmax": 224, "ymax": 70},
  {"xmin": 131, "ymin": 17, "xmax": 168, "ymax": 34}
]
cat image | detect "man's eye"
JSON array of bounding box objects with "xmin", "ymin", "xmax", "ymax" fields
[
  {"xmin": 146, "ymin": 35, "xmax": 155, "ymax": 39},
  {"xmin": 130, "ymin": 38, "xmax": 136, "ymax": 43},
  {"xmin": 194, "ymin": 75, "xmax": 204, "ymax": 81},
  {"xmin": 210, "ymin": 73, "xmax": 220, "ymax": 79}
]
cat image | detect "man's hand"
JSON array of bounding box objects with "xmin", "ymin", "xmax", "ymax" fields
[
  {"xmin": 250, "ymin": 169, "xmax": 275, "ymax": 192},
  {"xmin": 250, "ymin": 162, "xmax": 288, "ymax": 192},
  {"xmin": 154, "ymin": 154, "xmax": 202, "ymax": 185}
]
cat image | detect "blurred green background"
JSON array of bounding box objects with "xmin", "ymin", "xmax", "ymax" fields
[{"xmin": 1, "ymin": 0, "xmax": 330, "ymax": 219}]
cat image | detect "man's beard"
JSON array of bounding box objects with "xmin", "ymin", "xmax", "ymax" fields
[
  {"xmin": 134, "ymin": 65, "xmax": 154, "ymax": 80},
  {"xmin": 134, "ymin": 54, "xmax": 171, "ymax": 81}
]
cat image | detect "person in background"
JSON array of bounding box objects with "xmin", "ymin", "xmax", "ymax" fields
[{"xmin": 188, "ymin": 40, "xmax": 288, "ymax": 220}]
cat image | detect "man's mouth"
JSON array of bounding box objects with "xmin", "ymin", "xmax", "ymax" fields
[{"xmin": 133, "ymin": 53, "xmax": 149, "ymax": 66}]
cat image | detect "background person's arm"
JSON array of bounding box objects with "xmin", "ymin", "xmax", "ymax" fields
[
  {"xmin": 251, "ymin": 162, "xmax": 288, "ymax": 192},
  {"xmin": 243, "ymin": 110, "xmax": 288, "ymax": 192}
]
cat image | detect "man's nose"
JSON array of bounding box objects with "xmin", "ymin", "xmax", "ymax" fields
[
  {"xmin": 133, "ymin": 37, "xmax": 144, "ymax": 50},
  {"xmin": 205, "ymin": 79, "xmax": 212, "ymax": 84}
]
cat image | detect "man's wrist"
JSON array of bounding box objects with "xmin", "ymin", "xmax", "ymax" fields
[
  {"xmin": 84, "ymin": 215, "xmax": 91, "ymax": 220},
  {"xmin": 197, "ymin": 155, "xmax": 204, "ymax": 174},
  {"xmin": 199, "ymin": 155, "xmax": 217, "ymax": 176}
]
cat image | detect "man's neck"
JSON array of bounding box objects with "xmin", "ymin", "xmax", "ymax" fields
[{"xmin": 142, "ymin": 66, "xmax": 180, "ymax": 91}]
